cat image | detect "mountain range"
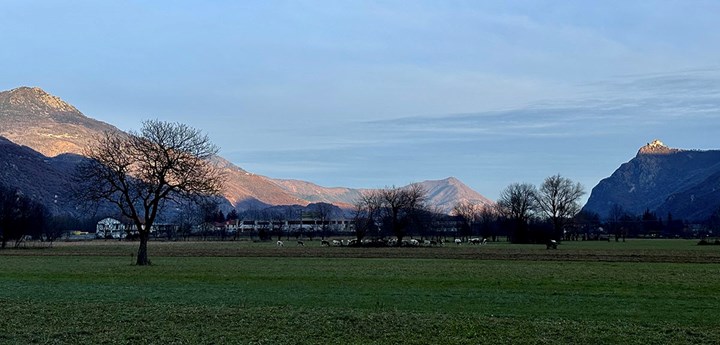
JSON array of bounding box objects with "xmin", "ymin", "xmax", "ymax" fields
[
  {"xmin": 3, "ymin": 86, "xmax": 719, "ymax": 222},
  {"xmin": 583, "ymin": 140, "xmax": 720, "ymax": 221},
  {"xmin": 0, "ymin": 86, "xmax": 492, "ymax": 215}
]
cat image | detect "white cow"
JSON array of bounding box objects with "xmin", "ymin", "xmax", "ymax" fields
[
  {"xmin": 276, "ymin": 240, "xmax": 284, "ymax": 247},
  {"xmin": 454, "ymin": 238, "xmax": 462, "ymax": 245}
]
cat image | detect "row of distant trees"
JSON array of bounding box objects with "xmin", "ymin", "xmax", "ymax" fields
[
  {"xmin": 143, "ymin": 173, "xmax": 720, "ymax": 245},
  {"xmin": 494, "ymin": 175, "xmax": 585, "ymax": 243},
  {"xmin": 353, "ymin": 184, "xmax": 432, "ymax": 243},
  {"xmin": 349, "ymin": 174, "xmax": 587, "ymax": 245},
  {"xmin": 351, "ymin": 174, "xmax": 717, "ymax": 245},
  {"xmin": 0, "ymin": 183, "xmax": 93, "ymax": 248},
  {"xmin": 451, "ymin": 179, "xmax": 715, "ymax": 243},
  {"xmin": 594, "ymin": 205, "xmax": 700, "ymax": 239}
]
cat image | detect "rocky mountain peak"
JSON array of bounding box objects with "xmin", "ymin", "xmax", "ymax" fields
[
  {"xmin": 443, "ymin": 176, "xmax": 461, "ymax": 184},
  {"xmin": 585, "ymin": 141, "xmax": 720, "ymax": 221},
  {"xmin": 637, "ymin": 139, "xmax": 680, "ymax": 156},
  {"xmin": 0, "ymin": 86, "xmax": 118, "ymax": 157},
  {"xmin": 417, "ymin": 177, "xmax": 494, "ymax": 212},
  {"xmin": 0, "ymin": 86, "xmax": 79, "ymax": 115}
]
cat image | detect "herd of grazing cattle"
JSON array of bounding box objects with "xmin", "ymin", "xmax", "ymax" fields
[
  {"xmin": 275, "ymin": 237, "xmax": 500, "ymax": 247},
  {"xmin": 275, "ymin": 237, "xmax": 561, "ymax": 249}
]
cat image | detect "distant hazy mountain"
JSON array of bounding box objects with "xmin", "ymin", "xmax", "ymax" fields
[
  {"xmin": 583, "ymin": 140, "xmax": 720, "ymax": 221},
  {"xmin": 270, "ymin": 179, "xmax": 363, "ymax": 208},
  {"xmin": 417, "ymin": 176, "xmax": 494, "ymax": 211},
  {"xmin": 212, "ymin": 156, "xmax": 308, "ymax": 209},
  {"xmin": 272, "ymin": 176, "xmax": 493, "ymax": 212},
  {"xmin": 0, "ymin": 86, "xmax": 493, "ymax": 213}
]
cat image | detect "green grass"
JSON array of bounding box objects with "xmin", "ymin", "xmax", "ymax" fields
[{"xmin": 1, "ymin": 240, "xmax": 719, "ymax": 344}]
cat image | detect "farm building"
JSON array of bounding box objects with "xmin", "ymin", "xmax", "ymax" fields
[{"xmin": 95, "ymin": 218, "xmax": 127, "ymax": 239}]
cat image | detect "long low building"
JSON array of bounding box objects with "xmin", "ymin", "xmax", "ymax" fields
[
  {"xmin": 97, "ymin": 216, "xmax": 464, "ymax": 239},
  {"xmin": 95, "ymin": 217, "xmax": 179, "ymax": 239}
]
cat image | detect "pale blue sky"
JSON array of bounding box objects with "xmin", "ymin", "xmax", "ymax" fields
[{"xmin": 2, "ymin": 1, "xmax": 720, "ymax": 201}]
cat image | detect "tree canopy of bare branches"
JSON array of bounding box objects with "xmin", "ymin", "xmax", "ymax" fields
[
  {"xmin": 354, "ymin": 184, "xmax": 428, "ymax": 243},
  {"xmin": 76, "ymin": 120, "xmax": 224, "ymax": 265},
  {"xmin": 535, "ymin": 174, "xmax": 585, "ymax": 240},
  {"xmin": 496, "ymin": 182, "xmax": 537, "ymax": 243},
  {"xmin": 353, "ymin": 192, "xmax": 383, "ymax": 241},
  {"xmin": 452, "ymin": 200, "xmax": 480, "ymax": 238},
  {"xmin": 310, "ymin": 202, "xmax": 337, "ymax": 240}
]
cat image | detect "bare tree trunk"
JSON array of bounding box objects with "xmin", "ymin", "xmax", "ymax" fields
[{"xmin": 136, "ymin": 232, "xmax": 150, "ymax": 265}]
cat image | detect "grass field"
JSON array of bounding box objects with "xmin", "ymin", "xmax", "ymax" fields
[{"xmin": 1, "ymin": 239, "xmax": 719, "ymax": 344}]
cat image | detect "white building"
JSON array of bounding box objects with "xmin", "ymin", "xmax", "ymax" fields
[{"xmin": 96, "ymin": 217, "xmax": 127, "ymax": 239}]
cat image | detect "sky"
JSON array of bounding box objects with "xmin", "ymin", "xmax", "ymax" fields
[{"xmin": 2, "ymin": 1, "xmax": 720, "ymax": 201}]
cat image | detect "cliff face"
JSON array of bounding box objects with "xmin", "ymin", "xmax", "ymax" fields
[{"xmin": 583, "ymin": 140, "xmax": 720, "ymax": 220}]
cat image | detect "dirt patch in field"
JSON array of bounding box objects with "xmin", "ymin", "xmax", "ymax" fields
[
  {"xmin": 2, "ymin": 240, "xmax": 719, "ymax": 263},
  {"xmin": 186, "ymin": 247, "xmax": 720, "ymax": 263}
]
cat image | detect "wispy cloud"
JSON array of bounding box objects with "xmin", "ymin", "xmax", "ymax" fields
[
  {"xmin": 229, "ymin": 68, "xmax": 720, "ymax": 199},
  {"xmin": 356, "ymin": 68, "xmax": 720, "ymax": 141},
  {"xmin": 5, "ymin": 1, "xmax": 720, "ymax": 199},
  {"xmin": 227, "ymin": 68, "xmax": 720, "ymax": 159}
]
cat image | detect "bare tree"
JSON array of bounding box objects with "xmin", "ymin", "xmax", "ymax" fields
[
  {"xmin": 312, "ymin": 202, "xmax": 336, "ymax": 240},
  {"xmin": 607, "ymin": 204, "xmax": 628, "ymax": 242},
  {"xmin": 477, "ymin": 204, "xmax": 498, "ymax": 241},
  {"xmin": 361, "ymin": 184, "xmax": 428, "ymax": 244},
  {"xmin": 353, "ymin": 192, "xmax": 383, "ymax": 241},
  {"xmin": 535, "ymin": 174, "xmax": 585, "ymax": 241},
  {"xmin": 496, "ymin": 183, "xmax": 536, "ymax": 243},
  {"xmin": 76, "ymin": 120, "xmax": 224, "ymax": 265},
  {"xmin": 452, "ymin": 200, "xmax": 479, "ymax": 240},
  {"xmin": 199, "ymin": 199, "xmax": 224, "ymax": 240}
]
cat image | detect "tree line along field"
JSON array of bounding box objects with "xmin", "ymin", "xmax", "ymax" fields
[{"xmin": 1, "ymin": 240, "xmax": 719, "ymax": 344}]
